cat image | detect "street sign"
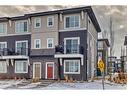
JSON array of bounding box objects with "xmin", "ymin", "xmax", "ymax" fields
[
  {"xmin": 97, "ymin": 58, "xmax": 105, "ymax": 90},
  {"xmin": 98, "ymin": 59, "xmax": 105, "ymax": 72}
]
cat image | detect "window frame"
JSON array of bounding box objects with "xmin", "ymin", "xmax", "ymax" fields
[
  {"xmin": 34, "ymin": 39, "xmax": 41, "ymax": 49},
  {"xmin": 0, "ymin": 23, "xmax": 7, "ymax": 34},
  {"xmin": 47, "ymin": 16, "xmax": 54, "ymax": 27},
  {"xmin": 0, "ymin": 42, "xmax": 7, "ymax": 50},
  {"xmin": 15, "ymin": 20, "xmax": 28, "ymax": 33},
  {"xmin": 15, "ymin": 40, "xmax": 28, "ymax": 55},
  {"xmin": 47, "ymin": 38, "xmax": 54, "ymax": 48},
  {"xmin": 64, "ymin": 15, "xmax": 80, "ymax": 29},
  {"xmin": 64, "ymin": 60, "xmax": 80, "ymax": 74},
  {"xmin": 34, "ymin": 17, "xmax": 41, "ymax": 28},
  {"xmin": 64, "ymin": 37, "xmax": 80, "ymax": 54},
  {"xmin": 0, "ymin": 61, "xmax": 7, "ymax": 73},
  {"xmin": 15, "ymin": 60, "xmax": 28, "ymax": 73}
]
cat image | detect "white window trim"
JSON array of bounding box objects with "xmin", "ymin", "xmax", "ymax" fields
[
  {"xmin": 45, "ymin": 62, "xmax": 54, "ymax": 79},
  {"xmin": 47, "ymin": 16, "xmax": 54, "ymax": 27},
  {"xmin": 34, "ymin": 17, "xmax": 41, "ymax": 28},
  {"xmin": 47, "ymin": 38, "xmax": 54, "ymax": 49},
  {"xmin": 15, "ymin": 60, "xmax": 28, "ymax": 73},
  {"xmin": 64, "ymin": 15, "xmax": 80, "ymax": 29},
  {"xmin": 0, "ymin": 23, "xmax": 7, "ymax": 34},
  {"xmin": 0, "ymin": 42, "xmax": 7, "ymax": 49},
  {"xmin": 15, "ymin": 40, "xmax": 28, "ymax": 55},
  {"xmin": 33, "ymin": 62, "xmax": 41, "ymax": 79},
  {"xmin": 15, "ymin": 20, "xmax": 28, "ymax": 33},
  {"xmin": 0, "ymin": 61, "xmax": 7, "ymax": 73},
  {"xmin": 34, "ymin": 39, "xmax": 41, "ymax": 49},
  {"xmin": 64, "ymin": 60, "xmax": 80, "ymax": 74},
  {"xmin": 64, "ymin": 37, "xmax": 80, "ymax": 54}
]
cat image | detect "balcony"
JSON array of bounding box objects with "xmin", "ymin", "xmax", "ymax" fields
[
  {"xmin": 0, "ymin": 47, "xmax": 28, "ymax": 56},
  {"xmin": 55, "ymin": 44, "xmax": 84, "ymax": 54}
]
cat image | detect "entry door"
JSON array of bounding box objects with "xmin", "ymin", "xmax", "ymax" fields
[
  {"xmin": 46, "ymin": 62, "xmax": 54, "ymax": 79},
  {"xmin": 33, "ymin": 62, "xmax": 41, "ymax": 79}
]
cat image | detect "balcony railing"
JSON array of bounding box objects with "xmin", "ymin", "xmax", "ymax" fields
[
  {"xmin": 0, "ymin": 47, "xmax": 28, "ymax": 56},
  {"xmin": 55, "ymin": 44, "xmax": 84, "ymax": 54}
]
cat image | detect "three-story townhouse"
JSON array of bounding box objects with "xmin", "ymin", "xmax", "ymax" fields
[{"xmin": 0, "ymin": 6, "xmax": 101, "ymax": 81}]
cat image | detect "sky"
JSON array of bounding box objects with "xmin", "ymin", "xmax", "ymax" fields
[{"xmin": 0, "ymin": 5, "xmax": 126, "ymax": 58}]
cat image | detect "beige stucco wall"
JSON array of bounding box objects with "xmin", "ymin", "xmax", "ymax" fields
[{"xmin": 31, "ymin": 14, "xmax": 59, "ymax": 49}]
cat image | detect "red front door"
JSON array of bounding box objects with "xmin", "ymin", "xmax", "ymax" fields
[{"xmin": 47, "ymin": 64, "xmax": 53, "ymax": 79}]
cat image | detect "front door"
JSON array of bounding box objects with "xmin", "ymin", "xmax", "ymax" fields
[
  {"xmin": 33, "ymin": 62, "xmax": 41, "ymax": 79},
  {"xmin": 46, "ymin": 62, "xmax": 54, "ymax": 79}
]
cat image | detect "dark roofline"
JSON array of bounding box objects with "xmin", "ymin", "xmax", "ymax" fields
[
  {"xmin": 0, "ymin": 6, "xmax": 101, "ymax": 32},
  {"xmin": 25, "ymin": 6, "xmax": 101, "ymax": 32},
  {"xmin": 98, "ymin": 39, "xmax": 110, "ymax": 47},
  {"xmin": 0, "ymin": 17, "xmax": 10, "ymax": 22}
]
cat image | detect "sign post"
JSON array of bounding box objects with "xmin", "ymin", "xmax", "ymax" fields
[{"xmin": 98, "ymin": 59, "xmax": 105, "ymax": 90}]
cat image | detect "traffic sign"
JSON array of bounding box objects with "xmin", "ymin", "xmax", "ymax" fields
[{"xmin": 98, "ymin": 59, "xmax": 105, "ymax": 72}]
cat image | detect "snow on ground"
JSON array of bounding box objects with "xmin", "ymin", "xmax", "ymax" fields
[
  {"xmin": 0, "ymin": 79, "xmax": 127, "ymax": 89},
  {"xmin": 40, "ymin": 80, "xmax": 127, "ymax": 90}
]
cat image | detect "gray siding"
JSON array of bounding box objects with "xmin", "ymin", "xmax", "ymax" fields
[
  {"xmin": 0, "ymin": 59, "xmax": 30, "ymax": 79},
  {"xmin": 59, "ymin": 30, "xmax": 88, "ymax": 81},
  {"xmin": 30, "ymin": 56, "xmax": 58, "ymax": 79},
  {"xmin": 0, "ymin": 34, "xmax": 31, "ymax": 55}
]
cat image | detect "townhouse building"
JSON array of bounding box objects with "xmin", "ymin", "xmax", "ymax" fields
[{"xmin": 0, "ymin": 6, "xmax": 101, "ymax": 81}]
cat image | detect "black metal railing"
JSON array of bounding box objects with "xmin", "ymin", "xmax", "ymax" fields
[
  {"xmin": 0, "ymin": 47, "xmax": 28, "ymax": 56},
  {"xmin": 55, "ymin": 44, "xmax": 84, "ymax": 54}
]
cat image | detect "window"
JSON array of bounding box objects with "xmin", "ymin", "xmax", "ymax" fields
[
  {"xmin": 15, "ymin": 20, "xmax": 28, "ymax": 33},
  {"xmin": 65, "ymin": 15, "xmax": 80, "ymax": 28},
  {"xmin": 16, "ymin": 41, "xmax": 28, "ymax": 55},
  {"xmin": 47, "ymin": 38, "xmax": 54, "ymax": 48},
  {"xmin": 47, "ymin": 16, "xmax": 54, "ymax": 27},
  {"xmin": 34, "ymin": 18, "xmax": 41, "ymax": 28},
  {"xmin": 0, "ymin": 23, "xmax": 7, "ymax": 34},
  {"xmin": 64, "ymin": 60, "xmax": 80, "ymax": 74},
  {"xmin": 34, "ymin": 39, "xmax": 41, "ymax": 49},
  {"xmin": 0, "ymin": 42, "xmax": 7, "ymax": 50},
  {"xmin": 98, "ymin": 41, "xmax": 103, "ymax": 49},
  {"xmin": 0, "ymin": 61, "xmax": 7, "ymax": 73},
  {"xmin": 15, "ymin": 61, "xmax": 28, "ymax": 73},
  {"xmin": 64, "ymin": 37, "xmax": 80, "ymax": 54}
]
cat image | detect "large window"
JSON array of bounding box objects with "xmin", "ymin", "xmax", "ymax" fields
[
  {"xmin": 47, "ymin": 16, "xmax": 54, "ymax": 27},
  {"xmin": 0, "ymin": 23, "xmax": 7, "ymax": 34},
  {"xmin": 15, "ymin": 20, "xmax": 28, "ymax": 33},
  {"xmin": 34, "ymin": 18, "xmax": 41, "ymax": 28},
  {"xmin": 64, "ymin": 60, "xmax": 80, "ymax": 74},
  {"xmin": 0, "ymin": 61, "xmax": 7, "ymax": 73},
  {"xmin": 65, "ymin": 15, "xmax": 80, "ymax": 28},
  {"xmin": 0, "ymin": 42, "xmax": 7, "ymax": 50},
  {"xmin": 64, "ymin": 37, "xmax": 80, "ymax": 54},
  {"xmin": 15, "ymin": 61, "xmax": 28, "ymax": 73},
  {"xmin": 16, "ymin": 40, "xmax": 28, "ymax": 55},
  {"xmin": 47, "ymin": 38, "xmax": 54, "ymax": 48},
  {"xmin": 34, "ymin": 39, "xmax": 41, "ymax": 49}
]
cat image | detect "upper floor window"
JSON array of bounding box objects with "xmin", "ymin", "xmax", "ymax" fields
[
  {"xmin": 34, "ymin": 18, "xmax": 41, "ymax": 28},
  {"xmin": 34, "ymin": 39, "xmax": 41, "ymax": 49},
  {"xmin": 47, "ymin": 38, "xmax": 54, "ymax": 48},
  {"xmin": 47, "ymin": 16, "xmax": 54, "ymax": 27},
  {"xmin": 15, "ymin": 20, "xmax": 28, "ymax": 33},
  {"xmin": 98, "ymin": 41, "xmax": 103, "ymax": 49},
  {"xmin": 0, "ymin": 23, "xmax": 7, "ymax": 34},
  {"xmin": 65, "ymin": 15, "xmax": 80, "ymax": 29},
  {"xmin": 0, "ymin": 42, "xmax": 7, "ymax": 50},
  {"xmin": 15, "ymin": 40, "xmax": 28, "ymax": 55},
  {"xmin": 64, "ymin": 37, "xmax": 80, "ymax": 54}
]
